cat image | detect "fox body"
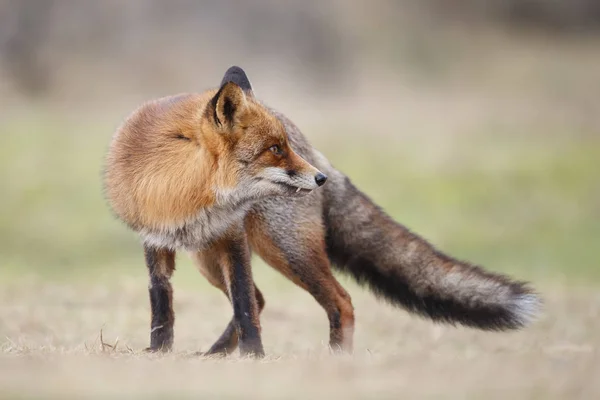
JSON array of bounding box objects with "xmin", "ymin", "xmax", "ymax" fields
[{"xmin": 104, "ymin": 66, "xmax": 540, "ymax": 357}]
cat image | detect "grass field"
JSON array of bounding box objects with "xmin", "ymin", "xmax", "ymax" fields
[
  {"xmin": 1, "ymin": 277, "xmax": 599, "ymax": 399},
  {"xmin": 1, "ymin": 82, "xmax": 599, "ymax": 398}
]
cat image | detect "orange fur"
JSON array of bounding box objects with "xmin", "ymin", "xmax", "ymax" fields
[
  {"xmin": 105, "ymin": 93, "xmax": 216, "ymax": 229},
  {"xmin": 104, "ymin": 85, "xmax": 317, "ymax": 233}
]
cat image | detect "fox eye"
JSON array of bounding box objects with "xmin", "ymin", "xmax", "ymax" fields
[
  {"xmin": 269, "ymin": 145, "xmax": 282, "ymax": 155},
  {"xmin": 174, "ymin": 133, "xmax": 190, "ymax": 141}
]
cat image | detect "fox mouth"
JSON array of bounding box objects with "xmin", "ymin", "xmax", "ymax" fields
[{"xmin": 275, "ymin": 182, "xmax": 313, "ymax": 196}]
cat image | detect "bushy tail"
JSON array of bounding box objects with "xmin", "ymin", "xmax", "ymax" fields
[{"xmin": 322, "ymin": 173, "xmax": 540, "ymax": 330}]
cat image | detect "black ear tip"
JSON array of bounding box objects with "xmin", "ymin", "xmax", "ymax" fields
[
  {"xmin": 220, "ymin": 66, "xmax": 252, "ymax": 92},
  {"xmin": 225, "ymin": 66, "xmax": 246, "ymax": 75}
]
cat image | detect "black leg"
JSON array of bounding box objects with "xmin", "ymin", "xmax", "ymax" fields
[
  {"xmin": 203, "ymin": 285, "xmax": 265, "ymax": 356},
  {"xmin": 224, "ymin": 237, "xmax": 264, "ymax": 357},
  {"xmin": 144, "ymin": 244, "xmax": 176, "ymax": 352}
]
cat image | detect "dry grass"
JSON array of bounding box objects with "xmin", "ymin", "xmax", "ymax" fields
[{"xmin": 1, "ymin": 275, "xmax": 599, "ymax": 399}]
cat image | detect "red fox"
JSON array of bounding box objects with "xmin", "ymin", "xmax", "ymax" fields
[{"xmin": 104, "ymin": 66, "xmax": 540, "ymax": 357}]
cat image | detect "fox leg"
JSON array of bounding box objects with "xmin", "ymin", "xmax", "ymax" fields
[
  {"xmin": 191, "ymin": 248, "xmax": 265, "ymax": 355},
  {"xmin": 191, "ymin": 235, "xmax": 264, "ymax": 357},
  {"xmin": 277, "ymin": 254, "xmax": 355, "ymax": 352},
  {"xmin": 206, "ymin": 288, "xmax": 265, "ymax": 356},
  {"xmin": 144, "ymin": 244, "xmax": 176, "ymax": 352},
  {"xmin": 246, "ymin": 212, "xmax": 355, "ymax": 353}
]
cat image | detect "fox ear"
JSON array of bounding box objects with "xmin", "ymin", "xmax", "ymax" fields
[
  {"xmin": 220, "ymin": 66, "xmax": 254, "ymax": 97},
  {"xmin": 208, "ymin": 81, "xmax": 248, "ymax": 129}
]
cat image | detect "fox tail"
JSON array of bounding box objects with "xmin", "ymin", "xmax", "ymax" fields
[{"xmin": 322, "ymin": 171, "xmax": 540, "ymax": 330}]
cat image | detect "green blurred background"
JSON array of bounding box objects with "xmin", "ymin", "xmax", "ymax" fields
[{"xmin": 1, "ymin": 0, "xmax": 599, "ymax": 287}]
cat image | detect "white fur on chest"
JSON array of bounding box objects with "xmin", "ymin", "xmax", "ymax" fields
[
  {"xmin": 140, "ymin": 202, "xmax": 251, "ymax": 251},
  {"xmin": 139, "ymin": 177, "xmax": 277, "ymax": 251}
]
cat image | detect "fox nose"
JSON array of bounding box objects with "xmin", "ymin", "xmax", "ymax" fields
[{"xmin": 314, "ymin": 172, "xmax": 328, "ymax": 187}]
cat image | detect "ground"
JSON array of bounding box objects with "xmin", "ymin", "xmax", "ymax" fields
[{"xmin": 1, "ymin": 275, "xmax": 599, "ymax": 399}]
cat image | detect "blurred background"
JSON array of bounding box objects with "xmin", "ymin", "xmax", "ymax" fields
[
  {"xmin": 1, "ymin": 0, "xmax": 598, "ymax": 282},
  {"xmin": 1, "ymin": 1, "xmax": 599, "ymax": 398}
]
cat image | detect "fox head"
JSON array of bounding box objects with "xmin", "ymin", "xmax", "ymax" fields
[{"xmin": 200, "ymin": 66, "xmax": 327, "ymax": 201}]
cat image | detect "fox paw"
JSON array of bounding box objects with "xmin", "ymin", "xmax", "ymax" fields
[{"xmin": 144, "ymin": 345, "xmax": 171, "ymax": 353}]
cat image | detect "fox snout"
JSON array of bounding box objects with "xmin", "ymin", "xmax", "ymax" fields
[
  {"xmin": 257, "ymin": 150, "xmax": 327, "ymax": 196},
  {"xmin": 286, "ymin": 167, "xmax": 326, "ymax": 191},
  {"xmin": 287, "ymin": 152, "xmax": 327, "ymax": 191}
]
